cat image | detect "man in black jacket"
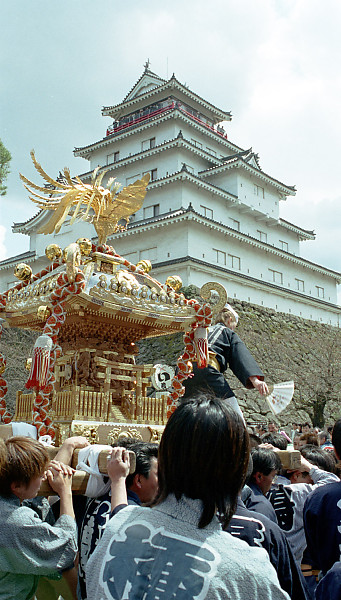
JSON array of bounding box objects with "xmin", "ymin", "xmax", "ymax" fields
[{"xmin": 184, "ymin": 304, "xmax": 269, "ymax": 417}]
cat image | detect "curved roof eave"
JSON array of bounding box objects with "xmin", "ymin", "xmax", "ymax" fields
[
  {"xmin": 102, "ymin": 75, "xmax": 231, "ymax": 123},
  {"xmin": 114, "ymin": 207, "xmax": 340, "ymax": 282},
  {"xmin": 74, "ymin": 108, "xmax": 240, "ymax": 159},
  {"xmin": 199, "ymin": 158, "xmax": 296, "ymax": 196},
  {"xmin": 12, "ymin": 209, "xmax": 44, "ymax": 234}
]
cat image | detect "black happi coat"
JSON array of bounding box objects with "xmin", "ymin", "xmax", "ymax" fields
[
  {"xmin": 184, "ymin": 323, "xmax": 264, "ymax": 399},
  {"xmin": 227, "ymin": 499, "xmax": 308, "ymax": 600}
]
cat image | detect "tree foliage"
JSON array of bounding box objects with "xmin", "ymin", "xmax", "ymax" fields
[{"xmin": 0, "ymin": 138, "xmax": 12, "ymax": 196}]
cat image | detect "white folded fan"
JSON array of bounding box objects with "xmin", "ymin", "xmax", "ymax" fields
[{"xmin": 266, "ymin": 381, "xmax": 295, "ymax": 415}]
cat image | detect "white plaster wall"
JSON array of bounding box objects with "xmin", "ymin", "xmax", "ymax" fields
[
  {"xmin": 112, "ymin": 220, "xmax": 189, "ymax": 265},
  {"xmin": 175, "ymin": 120, "xmax": 232, "ymax": 158},
  {"xmin": 88, "ymin": 120, "xmax": 178, "ymax": 170},
  {"xmin": 238, "ymin": 172, "xmax": 281, "ymax": 218},
  {"xmin": 204, "ymin": 170, "xmax": 239, "ymax": 197},
  {"xmin": 30, "ymin": 220, "xmax": 95, "ymax": 257},
  {"xmin": 185, "ymin": 221, "xmax": 338, "ymax": 305},
  {"xmin": 159, "ymin": 263, "xmax": 339, "ymax": 326}
]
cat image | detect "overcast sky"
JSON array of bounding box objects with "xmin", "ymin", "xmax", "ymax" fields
[{"xmin": 1, "ymin": 0, "xmax": 340, "ymax": 295}]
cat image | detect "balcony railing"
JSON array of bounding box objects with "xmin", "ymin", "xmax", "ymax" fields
[
  {"xmin": 106, "ymin": 104, "xmax": 175, "ymax": 136},
  {"xmin": 106, "ymin": 103, "xmax": 228, "ymax": 140}
]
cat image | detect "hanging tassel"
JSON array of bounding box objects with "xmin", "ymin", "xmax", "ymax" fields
[
  {"xmin": 26, "ymin": 334, "xmax": 53, "ymax": 390},
  {"xmin": 193, "ymin": 327, "xmax": 208, "ymax": 369}
]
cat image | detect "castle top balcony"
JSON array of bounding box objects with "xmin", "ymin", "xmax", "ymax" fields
[{"xmin": 105, "ymin": 101, "xmax": 228, "ymax": 141}]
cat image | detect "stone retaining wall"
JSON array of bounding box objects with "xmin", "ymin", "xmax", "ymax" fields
[{"xmin": 137, "ymin": 288, "xmax": 341, "ymax": 428}]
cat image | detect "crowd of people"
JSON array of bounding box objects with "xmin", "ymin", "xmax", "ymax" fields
[
  {"xmin": 0, "ymin": 304, "xmax": 340, "ymax": 599},
  {"xmin": 1, "ymin": 407, "xmax": 341, "ymax": 599}
]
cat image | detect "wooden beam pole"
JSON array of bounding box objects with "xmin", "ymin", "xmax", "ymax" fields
[{"xmin": 38, "ymin": 447, "xmax": 136, "ymax": 496}]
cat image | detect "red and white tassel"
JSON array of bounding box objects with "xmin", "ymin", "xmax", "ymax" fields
[
  {"xmin": 26, "ymin": 334, "xmax": 53, "ymax": 391},
  {"xmin": 193, "ymin": 327, "xmax": 209, "ymax": 369}
]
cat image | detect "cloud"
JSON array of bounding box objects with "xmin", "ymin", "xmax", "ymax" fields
[
  {"xmin": 1, "ymin": 0, "xmax": 340, "ymax": 297},
  {"xmin": 281, "ymin": 195, "xmax": 341, "ymax": 272}
]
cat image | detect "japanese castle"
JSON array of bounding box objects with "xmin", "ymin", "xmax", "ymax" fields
[{"xmin": 1, "ymin": 64, "xmax": 340, "ymax": 325}]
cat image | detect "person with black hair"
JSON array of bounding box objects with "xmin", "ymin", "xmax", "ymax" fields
[
  {"xmin": 245, "ymin": 447, "xmax": 281, "ymax": 523},
  {"xmin": 304, "ymin": 419, "xmax": 341, "ymax": 578},
  {"xmin": 78, "ymin": 441, "xmax": 158, "ymax": 600},
  {"xmin": 86, "ymin": 395, "xmax": 289, "ymax": 599},
  {"xmin": 300, "ymin": 445, "xmax": 336, "ymax": 474},
  {"xmin": 249, "ymin": 432, "xmax": 262, "ymax": 449},
  {"xmin": 227, "ymin": 456, "xmax": 307, "ymax": 600},
  {"xmin": 227, "ymin": 502, "xmax": 308, "ymax": 600},
  {"xmin": 266, "ymin": 445, "xmax": 339, "ymax": 565},
  {"xmin": 261, "ymin": 432, "xmax": 288, "ymax": 450},
  {"xmin": 318, "ymin": 430, "xmax": 333, "ymax": 450}
]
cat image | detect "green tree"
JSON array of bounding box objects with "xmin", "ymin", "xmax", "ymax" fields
[{"xmin": 0, "ymin": 138, "xmax": 12, "ymax": 196}]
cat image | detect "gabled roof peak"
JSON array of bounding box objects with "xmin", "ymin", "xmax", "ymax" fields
[
  {"xmin": 222, "ymin": 147, "xmax": 261, "ymax": 169},
  {"xmin": 122, "ymin": 63, "xmax": 166, "ymax": 103},
  {"xmin": 102, "ymin": 68, "xmax": 232, "ymax": 123}
]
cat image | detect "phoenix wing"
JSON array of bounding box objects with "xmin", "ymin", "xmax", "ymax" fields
[{"xmin": 105, "ymin": 173, "xmax": 151, "ymax": 223}]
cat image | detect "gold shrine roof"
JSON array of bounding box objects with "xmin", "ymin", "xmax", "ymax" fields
[{"xmin": 2, "ymin": 256, "xmax": 198, "ymax": 341}]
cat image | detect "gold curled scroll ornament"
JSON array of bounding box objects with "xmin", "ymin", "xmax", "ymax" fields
[{"xmin": 200, "ymin": 282, "xmax": 228, "ymax": 317}]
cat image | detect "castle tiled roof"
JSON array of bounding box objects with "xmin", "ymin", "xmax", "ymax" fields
[
  {"xmin": 111, "ymin": 204, "xmax": 338, "ymax": 281},
  {"xmin": 102, "ymin": 71, "xmax": 231, "ymax": 122},
  {"xmin": 199, "ymin": 148, "xmax": 296, "ymax": 195},
  {"xmin": 74, "ymin": 105, "xmax": 238, "ymax": 158},
  {"xmin": 122, "ymin": 67, "xmax": 166, "ymax": 102}
]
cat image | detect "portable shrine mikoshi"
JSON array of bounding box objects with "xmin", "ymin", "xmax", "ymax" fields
[{"xmin": 0, "ymin": 153, "xmax": 227, "ymax": 445}]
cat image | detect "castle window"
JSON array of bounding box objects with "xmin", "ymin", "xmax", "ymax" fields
[
  {"xmin": 254, "ymin": 184, "xmax": 264, "ymax": 198},
  {"xmin": 143, "ymin": 204, "xmax": 159, "ymax": 219},
  {"xmin": 279, "ymin": 240, "xmax": 288, "ymax": 252},
  {"xmin": 151, "ymin": 169, "xmax": 158, "ymax": 181},
  {"xmin": 316, "ymin": 286, "xmax": 325, "ymax": 298},
  {"xmin": 200, "ymin": 205, "xmax": 213, "ymax": 219},
  {"xmin": 206, "ymin": 147, "xmax": 216, "ymax": 156},
  {"xmin": 257, "ymin": 230, "xmax": 267, "ymax": 243},
  {"xmin": 295, "ymin": 278, "xmax": 305, "ymax": 292},
  {"xmin": 107, "ymin": 151, "xmax": 119, "ymax": 164},
  {"xmin": 142, "ymin": 138, "xmax": 156, "ymax": 151},
  {"xmin": 228, "ymin": 254, "xmax": 241, "ymax": 270},
  {"xmin": 268, "ymin": 269, "xmax": 283, "ymax": 284},
  {"xmin": 213, "ymin": 249, "xmax": 226, "ymax": 265},
  {"xmin": 229, "ymin": 218, "xmax": 240, "ymax": 231}
]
